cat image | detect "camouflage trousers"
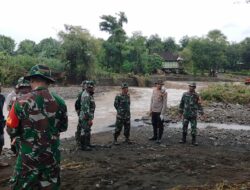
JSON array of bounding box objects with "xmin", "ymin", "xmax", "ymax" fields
[
  {"xmin": 77, "ymin": 120, "xmax": 91, "ymax": 148},
  {"xmin": 114, "ymin": 117, "xmax": 130, "ymax": 139},
  {"xmin": 10, "ymin": 157, "xmax": 61, "ymax": 190},
  {"xmin": 75, "ymin": 123, "xmax": 81, "ymax": 147},
  {"xmin": 182, "ymin": 117, "xmax": 197, "ymax": 136}
]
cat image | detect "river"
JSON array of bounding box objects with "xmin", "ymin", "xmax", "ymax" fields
[{"xmin": 2, "ymin": 84, "xmax": 250, "ymax": 148}]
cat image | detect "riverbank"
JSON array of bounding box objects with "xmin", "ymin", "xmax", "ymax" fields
[
  {"xmin": 2, "ymin": 124, "xmax": 249, "ymax": 190},
  {"xmin": 1, "ymin": 82, "xmax": 250, "ymax": 189}
]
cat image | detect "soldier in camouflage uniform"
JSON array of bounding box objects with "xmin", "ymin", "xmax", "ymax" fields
[
  {"xmin": 75, "ymin": 80, "xmax": 87, "ymax": 147},
  {"xmin": 9, "ymin": 77, "xmax": 32, "ymax": 155},
  {"xmin": 6, "ymin": 64, "xmax": 68, "ymax": 189},
  {"xmin": 79, "ymin": 80, "xmax": 95, "ymax": 151},
  {"xmin": 179, "ymin": 82, "xmax": 204, "ymax": 146},
  {"xmin": 113, "ymin": 83, "xmax": 131, "ymax": 145}
]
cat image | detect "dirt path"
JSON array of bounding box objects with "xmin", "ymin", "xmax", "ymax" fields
[{"xmin": 60, "ymin": 126, "xmax": 250, "ymax": 190}]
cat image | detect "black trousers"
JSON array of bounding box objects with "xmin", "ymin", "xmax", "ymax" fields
[{"xmin": 151, "ymin": 112, "xmax": 164, "ymax": 139}]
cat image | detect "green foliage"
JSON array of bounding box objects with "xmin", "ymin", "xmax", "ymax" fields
[
  {"xmin": 163, "ymin": 37, "xmax": 179, "ymax": 52},
  {"xmin": 0, "ymin": 52, "xmax": 26, "ymax": 85},
  {"xmin": 200, "ymin": 83, "xmax": 250, "ymax": 104},
  {"xmin": 100, "ymin": 12, "xmax": 128, "ymax": 73},
  {"xmin": 121, "ymin": 61, "xmax": 134, "ymax": 73},
  {"xmin": 145, "ymin": 53, "xmax": 163, "ymax": 74},
  {"xmin": 240, "ymin": 37, "xmax": 250, "ymax": 68},
  {"xmin": 59, "ymin": 25, "xmax": 100, "ymax": 82},
  {"xmin": 16, "ymin": 39, "xmax": 36, "ymax": 56},
  {"xmin": 146, "ymin": 34, "xmax": 163, "ymax": 54},
  {"xmin": 0, "ymin": 35, "xmax": 15, "ymax": 54},
  {"xmin": 36, "ymin": 38, "xmax": 62, "ymax": 58}
]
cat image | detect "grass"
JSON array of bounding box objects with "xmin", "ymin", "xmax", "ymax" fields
[{"xmin": 200, "ymin": 83, "xmax": 250, "ymax": 105}]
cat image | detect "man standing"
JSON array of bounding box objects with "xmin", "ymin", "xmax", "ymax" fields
[
  {"xmin": 79, "ymin": 80, "xmax": 95, "ymax": 151},
  {"xmin": 9, "ymin": 77, "xmax": 32, "ymax": 155},
  {"xmin": 149, "ymin": 80, "xmax": 168, "ymax": 144},
  {"xmin": 113, "ymin": 83, "xmax": 131, "ymax": 145},
  {"xmin": 179, "ymin": 82, "xmax": 204, "ymax": 146},
  {"xmin": 75, "ymin": 80, "xmax": 87, "ymax": 147},
  {"xmin": 0, "ymin": 83, "xmax": 8, "ymax": 167},
  {"xmin": 6, "ymin": 64, "xmax": 68, "ymax": 189}
]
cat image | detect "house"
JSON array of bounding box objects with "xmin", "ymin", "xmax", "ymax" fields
[{"xmin": 158, "ymin": 52, "xmax": 184, "ymax": 74}]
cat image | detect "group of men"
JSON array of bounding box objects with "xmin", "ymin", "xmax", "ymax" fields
[
  {"xmin": 74, "ymin": 79, "xmax": 204, "ymax": 151},
  {"xmin": 0, "ymin": 63, "xmax": 204, "ymax": 189}
]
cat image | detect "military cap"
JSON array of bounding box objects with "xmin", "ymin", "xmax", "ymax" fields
[
  {"xmin": 155, "ymin": 80, "xmax": 164, "ymax": 85},
  {"xmin": 81, "ymin": 80, "xmax": 87, "ymax": 87},
  {"xmin": 188, "ymin": 82, "xmax": 196, "ymax": 87},
  {"xmin": 86, "ymin": 80, "xmax": 95, "ymax": 88},
  {"xmin": 121, "ymin": 82, "xmax": 128, "ymax": 89},
  {"xmin": 16, "ymin": 77, "xmax": 30, "ymax": 89},
  {"xmin": 24, "ymin": 64, "xmax": 55, "ymax": 83}
]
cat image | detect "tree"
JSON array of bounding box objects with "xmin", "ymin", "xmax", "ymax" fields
[
  {"xmin": 125, "ymin": 32, "xmax": 148, "ymax": 74},
  {"xmin": 225, "ymin": 43, "xmax": 241, "ymax": 70},
  {"xmin": 146, "ymin": 34, "xmax": 163, "ymax": 54},
  {"xmin": 16, "ymin": 39, "xmax": 36, "ymax": 56},
  {"xmin": 207, "ymin": 29, "xmax": 228, "ymax": 44},
  {"xmin": 0, "ymin": 35, "xmax": 15, "ymax": 54},
  {"xmin": 145, "ymin": 53, "xmax": 163, "ymax": 74},
  {"xmin": 58, "ymin": 25, "xmax": 100, "ymax": 82},
  {"xmin": 36, "ymin": 38, "xmax": 61, "ymax": 58},
  {"xmin": 240, "ymin": 37, "xmax": 250, "ymax": 69},
  {"xmin": 179, "ymin": 35, "xmax": 190, "ymax": 50},
  {"xmin": 99, "ymin": 12, "xmax": 128, "ymax": 72},
  {"xmin": 162, "ymin": 37, "xmax": 179, "ymax": 52}
]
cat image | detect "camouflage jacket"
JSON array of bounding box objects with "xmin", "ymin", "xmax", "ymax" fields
[
  {"xmin": 114, "ymin": 93, "xmax": 130, "ymax": 119},
  {"xmin": 6, "ymin": 86, "xmax": 68, "ymax": 168},
  {"xmin": 79, "ymin": 91, "xmax": 95, "ymax": 121},
  {"xmin": 75, "ymin": 91, "xmax": 83, "ymax": 115},
  {"xmin": 179, "ymin": 91, "xmax": 204, "ymax": 118}
]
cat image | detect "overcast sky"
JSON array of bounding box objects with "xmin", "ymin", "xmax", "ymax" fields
[{"xmin": 0, "ymin": 0, "xmax": 249, "ymax": 45}]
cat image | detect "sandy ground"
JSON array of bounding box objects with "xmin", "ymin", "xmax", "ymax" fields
[{"xmin": 1, "ymin": 82, "xmax": 250, "ymax": 189}]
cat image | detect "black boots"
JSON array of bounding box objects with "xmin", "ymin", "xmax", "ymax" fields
[
  {"xmin": 80, "ymin": 135, "xmax": 92, "ymax": 151},
  {"xmin": 179, "ymin": 133, "xmax": 198, "ymax": 146},
  {"xmin": 192, "ymin": 135, "xmax": 198, "ymax": 146},
  {"xmin": 149, "ymin": 136, "xmax": 157, "ymax": 141},
  {"xmin": 179, "ymin": 132, "xmax": 187, "ymax": 144},
  {"xmin": 113, "ymin": 135, "xmax": 119, "ymax": 145}
]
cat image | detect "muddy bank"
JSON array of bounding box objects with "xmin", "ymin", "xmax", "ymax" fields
[
  {"xmin": 1, "ymin": 125, "xmax": 250, "ymax": 190},
  {"xmin": 42, "ymin": 126, "xmax": 250, "ymax": 189},
  {"xmin": 165, "ymin": 102, "xmax": 250, "ymax": 126}
]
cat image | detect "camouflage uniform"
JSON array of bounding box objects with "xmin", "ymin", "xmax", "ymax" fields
[
  {"xmin": 179, "ymin": 82, "xmax": 203, "ymax": 145},
  {"xmin": 113, "ymin": 83, "xmax": 131, "ymax": 143},
  {"xmin": 6, "ymin": 65, "xmax": 68, "ymax": 190},
  {"xmin": 0, "ymin": 84, "xmax": 5, "ymax": 150},
  {"xmin": 9, "ymin": 77, "xmax": 32, "ymax": 155},
  {"xmin": 79, "ymin": 81, "xmax": 95, "ymax": 150},
  {"xmin": 75, "ymin": 80, "xmax": 87, "ymax": 147}
]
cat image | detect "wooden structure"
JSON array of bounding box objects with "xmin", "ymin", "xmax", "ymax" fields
[{"xmin": 159, "ymin": 52, "xmax": 184, "ymax": 74}]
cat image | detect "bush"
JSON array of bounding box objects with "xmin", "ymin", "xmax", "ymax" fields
[{"xmin": 200, "ymin": 83, "xmax": 250, "ymax": 104}]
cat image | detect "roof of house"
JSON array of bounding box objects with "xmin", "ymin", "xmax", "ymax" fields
[{"xmin": 159, "ymin": 52, "xmax": 181, "ymax": 61}]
